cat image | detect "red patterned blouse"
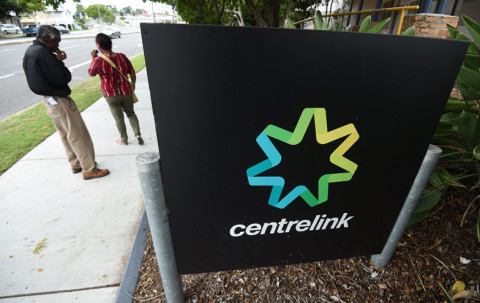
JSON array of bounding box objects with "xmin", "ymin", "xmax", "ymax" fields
[{"xmin": 88, "ymin": 53, "xmax": 135, "ymax": 97}]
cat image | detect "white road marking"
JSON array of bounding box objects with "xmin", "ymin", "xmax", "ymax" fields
[
  {"xmin": 0, "ymin": 74, "xmax": 14, "ymax": 80},
  {"xmin": 68, "ymin": 60, "xmax": 91, "ymax": 71},
  {"xmin": 0, "ymin": 48, "xmax": 14, "ymax": 53},
  {"xmin": 137, "ymin": 44, "xmax": 142, "ymax": 47},
  {"xmin": 61, "ymin": 46, "xmax": 78, "ymax": 50}
]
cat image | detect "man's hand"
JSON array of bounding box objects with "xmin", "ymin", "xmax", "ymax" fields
[{"xmin": 55, "ymin": 49, "xmax": 67, "ymax": 61}]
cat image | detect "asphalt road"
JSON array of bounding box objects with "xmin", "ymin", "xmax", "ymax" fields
[{"xmin": 0, "ymin": 31, "xmax": 144, "ymax": 121}]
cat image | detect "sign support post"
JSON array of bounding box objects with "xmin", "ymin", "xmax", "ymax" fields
[
  {"xmin": 371, "ymin": 145, "xmax": 442, "ymax": 268},
  {"xmin": 136, "ymin": 152, "xmax": 184, "ymax": 303}
]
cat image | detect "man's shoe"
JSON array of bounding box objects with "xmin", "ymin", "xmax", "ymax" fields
[
  {"xmin": 72, "ymin": 167, "xmax": 82, "ymax": 174},
  {"xmin": 83, "ymin": 168, "xmax": 110, "ymax": 180}
]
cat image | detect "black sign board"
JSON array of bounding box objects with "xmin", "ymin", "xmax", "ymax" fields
[{"xmin": 141, "ymin": 23, "xmax": 467, "ymax": 274}]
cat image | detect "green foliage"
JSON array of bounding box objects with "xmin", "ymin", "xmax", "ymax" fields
[
  {"xmin": 133, "ymin": 8, "xmax": 147, "ymax": 16},
  {"xmin": 0, "ymin": 0, "xmax": 46, "ymax": 21},
  {"xmin": 410, "ymin": 15, "xmax": 480, "ymax": 237},
  {"xmin": 84, "ymin": 4, "xmax": 115, "ymax": 24},
  {"xmin": 309, "ymin": 11, "xmax": 391, "ymax": 33},
  {"xmin": 314, "ymin": 11, "xmax": 327, "ymax": 30},
  {"xmin": 121, "ymin": 6, "xmax": 132, "ymax": 15},
  {"xmin": 439, "ymin": 283, "xmax": 455, "ymax": 303},
  {"xmin": 402, "ymin": 26, "xmax": 416, "ymax": 36}
]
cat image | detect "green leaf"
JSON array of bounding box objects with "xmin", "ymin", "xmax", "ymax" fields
[
  {"xmin": 444, "ymin": 98, "xmax": 480, "ymax": 113},
  {"xmin": 477, "ymin": 208, "xmax": 480, "ymax": 241},
  {"xmin": 457, "ymin": 81, "xmax": 480, "ymax": 101},
  {"xmin": 402, "ymin": 26, "xmax": 415, "ymax": 36},
  {"xmin": 436, "ymin": 167, "xmax": 465, "ymax": 187},
  {"xmin": 458, "ymin": 67, "xmax": 480, "ymax": 92},
  {"xmin": 315, "ymin": 11, "xmax": 325, "ymax": 30},
  {"xmin": 448, "ymin": 24, "xmax": 480, "ymax": 54},
  {"xmin": 432, "ymin": 137, "xmax": 464, "ymax": 149},
  {"xmin": 415, "ymin": 190, "xmax": 442, "ymax": 213},
  {"xmin": 464, "ymin": 54, "xmax": 480, "ymax": 70},
  {"xmin": 286, "ymin": 18, "xmax": 296, "ymax": 29},
  {"xmin": 473, "ymin": 146, "xmax": 480, "ymax": 160},
  {"xmin": 408, "ymin": 209, "xmax": 430, "ymax": 226},
  {"xmin": 439, "ymin": 283, "xmax": 455, "ymax": 303},
  {"xmin": 440, "ymin": 112, "xmax": 462, "ymax": 124},
  {"xmin": 345, "ymin": 24, "xmax": 352, "ymax": 32},
  {"xmin": 430, "ymin": 169, "xmax": 442, "ymax": 186},
  {"xmin": 462, "ymin": 15, "xmax": 480, "ymax": 46},
  {"xmin": 365, "ymin": 17, "xmax": 390, "ymax": 33},
  {"xmin": 447, "ymin": 24, "xmax": 459, "ymax": 39},
  {"xmin": 335, "ymin": 18, "xmax": 343, "ymax": 31},
  {"xmin": 359, "ymin": 16, "xmax": 371, "ymax": 32}
]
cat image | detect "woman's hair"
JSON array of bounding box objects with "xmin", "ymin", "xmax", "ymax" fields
[
  {"xmin": 37, "ymin": 25, "xmax": 60, "ymax": 42},
  {"xmin": 96, "ymin": 33, "xmax": 112, "ymax": 51}
]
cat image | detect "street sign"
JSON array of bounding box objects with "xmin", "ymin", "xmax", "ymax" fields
[{"xmin": 141, "ymin": 23, "xmax": 467, "ymax": 274}]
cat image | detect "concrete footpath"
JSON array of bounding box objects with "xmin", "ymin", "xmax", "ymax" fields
[{"xmin": 0, "ymin": 69, "xmax": 156, "ymax": 302}]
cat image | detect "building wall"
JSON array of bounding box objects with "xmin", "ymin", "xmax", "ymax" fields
[{"xmin": 21, "ymin": 10, "xmax": 73, "ymax": 29}]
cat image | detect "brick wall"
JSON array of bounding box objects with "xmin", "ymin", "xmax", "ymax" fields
[{"xmin": 401, "ymin": 14, "xmax": 459, "ymax": 39}]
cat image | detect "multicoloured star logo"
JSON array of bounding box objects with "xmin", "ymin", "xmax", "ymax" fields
[{"xmin": 246, "ymin": 108, "xmax": 360, "ymax": 209}]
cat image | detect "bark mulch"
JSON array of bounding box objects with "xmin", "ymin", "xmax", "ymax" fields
[{"xmin": 129, "ymin": 186, "xmax": 479, "ymax": 303}]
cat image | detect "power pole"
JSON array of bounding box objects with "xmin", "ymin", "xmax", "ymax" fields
[
  {"xmin": 151, "ymin": 1, "xmax": 156, "ymax": 23},
  {"xmin": 97, "ymin": 5, "xmax": 102, "ymax": 23}
]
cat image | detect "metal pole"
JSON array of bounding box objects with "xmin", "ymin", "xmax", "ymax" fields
[
  {"xmin": 372, "ymin": 0, "xmax": 383, "ymax": 22},
  {"xmin": 151, "ymin": 1, "xmax": 156, "ymax": 23},
  {"xmin": 371, "ymin": 145, "xmax": 442, "ymax": 268},
  {"xmin": 136, "ymin": 152, "xmax": 184, "ymax": 303},
  {"xmin": 396, "ymin": 9, "xmax": 406, "ymax": 35},
  {"xmin": 97, "ymin": 5, "xmax": 102, "ymax": 23},
  {"xmin": 355, "ymin": 0, "xmax": 364, "ymax": 26}
]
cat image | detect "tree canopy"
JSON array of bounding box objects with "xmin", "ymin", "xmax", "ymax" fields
[
  {"xmin": 152, "ymin": 0, "xmax": 329, "ymax": 27},
  {"xmin": 1, "ymin": 0, "xmax": 46, "ymax": 22},
  {"xmin": 84, "ymin": 4, "xmax": 115, "ymax": 24}
]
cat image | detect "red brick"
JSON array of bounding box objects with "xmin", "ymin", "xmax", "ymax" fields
[
  {"xmin": 442, "ymin": 16, "xmax": 459, "ymax": 23},
  {"xmin": 416, "ymin": 34, "xmax": 428, "ymax": 37},
  {"xmin": 413, "ymin": 15, "xmax": 425, "ymax": 21},
  {"xmin": 420, "ymin": 28, "xmax": 437, "ymax": 34},
  {"xmin": 415, "ymin": 22, "xmax": 429, "ymax": 28},
  {"xmin": 415, "ymin": 28, "xmax": 421, "ymax": 33},
  {"xmin": 438, "ymin": 29, "xmax": 450, "ymax": 36},
  {"xmin": 430, "ymin": 35, "xmax": 446, "ymax": 39},
  {"xmin": 430, "ymin": 22, "xmax": 446, "ymax": 29},
  {"xmin": 425, "ymin": 16, "xmax": 441, "ymax": 22}
]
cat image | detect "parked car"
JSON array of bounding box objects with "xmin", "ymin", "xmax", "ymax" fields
[
  {"xmin": 98, "ymin": 26, "xmax": 121, "ymax": 39},
  {"xmin": 1, "ymin": 24, "xmax": 20, "ymax": 35},
  {"xmin": 22, "ymin": 24, "xmax": 42, "ymax": 37},
  {"xmin": 54, "ymin": 25, "xmax": 70, "ymax": 34}
]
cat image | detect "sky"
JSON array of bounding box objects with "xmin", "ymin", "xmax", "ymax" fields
[{"xmin": 63, "ymin": 0, "xmax": 175, "ymax": 15}]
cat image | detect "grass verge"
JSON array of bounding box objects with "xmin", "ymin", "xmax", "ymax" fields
[{"xmin": 0, "ymin": 53, "xmax": 145, "ymax": 175}]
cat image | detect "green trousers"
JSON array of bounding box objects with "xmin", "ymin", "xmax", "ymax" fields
[{"xmin": 105, "ymin": 94, "xmax": 141, "ymax": 144}]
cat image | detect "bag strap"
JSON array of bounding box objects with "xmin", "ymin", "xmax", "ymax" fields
[{"xmin": 100, "ymin": 54, "xmax": 130, "ymax": 82}]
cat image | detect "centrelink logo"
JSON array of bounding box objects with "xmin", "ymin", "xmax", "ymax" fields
[
  {"xmin": 246, "ymin": 108, "xmax": 360, "ymax": 209},
  {"xmin": 229, "ymin": 108, "xmax": 359, "ymax": 238}
]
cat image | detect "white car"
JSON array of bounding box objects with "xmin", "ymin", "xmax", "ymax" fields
[
  {"xmin": 1, "ymin": 24, "xmax": 20, "ymax": 35},
  {"xmin": 98, "ymin": 26, "xmax": 121, "ymax": 39}
]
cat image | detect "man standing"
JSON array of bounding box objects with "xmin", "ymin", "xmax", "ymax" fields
[{"xmin": 23, "ymin": 25, "xmax": 109, "ymax": 180}]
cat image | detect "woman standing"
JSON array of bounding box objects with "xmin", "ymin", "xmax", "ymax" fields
[{"xmin": 88, "ymin": 33, "xmax": 143, "ymax": 145}]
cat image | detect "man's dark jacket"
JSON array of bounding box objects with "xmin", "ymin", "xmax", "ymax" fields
[{"xmin": 23, "ymin": 40, "xmax": 72, "ymax": 97}]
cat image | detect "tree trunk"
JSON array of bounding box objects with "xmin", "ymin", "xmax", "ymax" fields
[
  {"xmin": 244, "ymin": 0, "xmax": 268, "ymax": 26},
  {"xmin": 245, "ymin": 0, "xmax": 294, "ymax": 27}
]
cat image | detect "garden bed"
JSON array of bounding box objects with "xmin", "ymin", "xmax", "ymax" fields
[{"xmin": 131, "ymin": 186, "xmax": 479, "ymax": 302}]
